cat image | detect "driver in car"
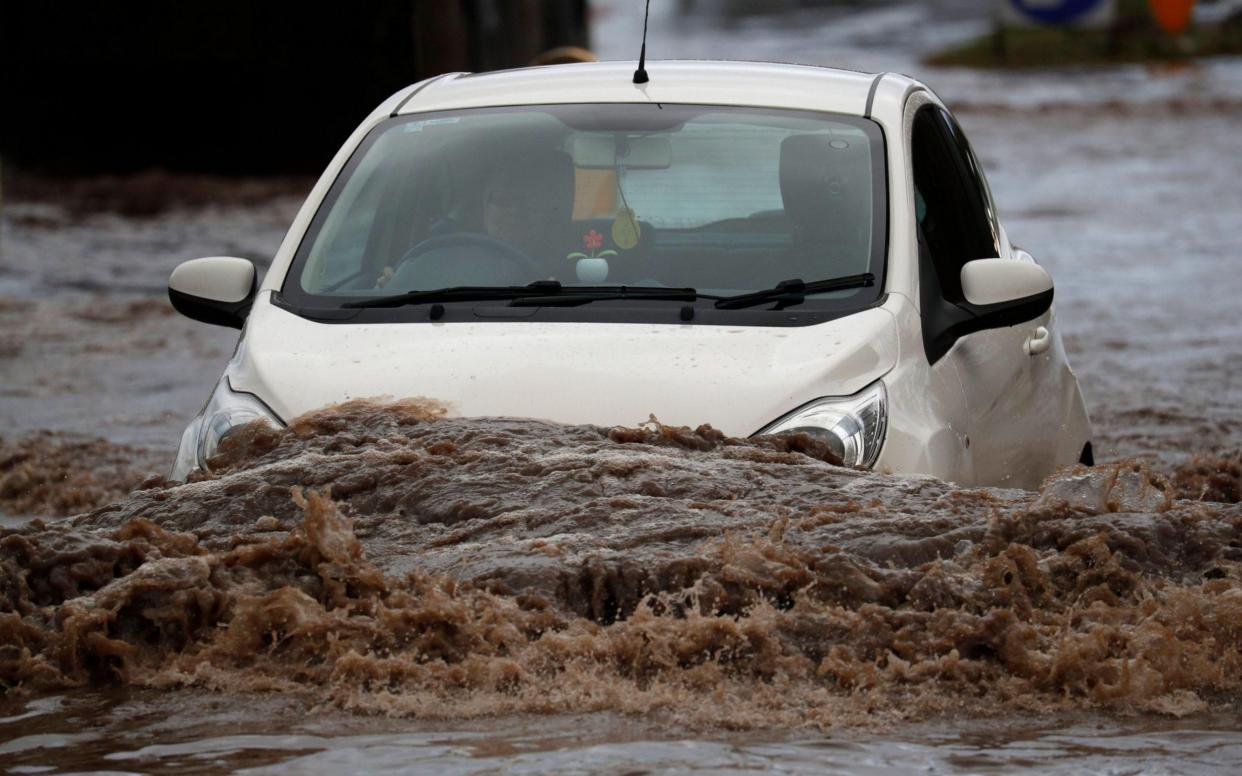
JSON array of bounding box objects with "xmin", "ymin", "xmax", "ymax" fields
[
  {"xmin": 380, "ymin": 148, "xmax": 577, "ymax": 290},
  {"xmin": 481, "ymin": 148, "xmax": 577, "ymax": 265}
]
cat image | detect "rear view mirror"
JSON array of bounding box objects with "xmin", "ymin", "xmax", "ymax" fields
[
  {"xmin": 570, "ymin": 134, "xmax": 672, "ymax": 169},
  {"xmin": 168, "ymin": 256, "xmax": 257, "ymax": 329}
]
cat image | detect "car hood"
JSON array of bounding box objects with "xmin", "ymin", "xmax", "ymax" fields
[{"xmin": 229, "ymin": 297, "xmax": 899, "ymax": 437}]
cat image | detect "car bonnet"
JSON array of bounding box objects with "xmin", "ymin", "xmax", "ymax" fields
[{"xmin": 228, "ymin": 295, "xmax": 899, "ymax": 437}]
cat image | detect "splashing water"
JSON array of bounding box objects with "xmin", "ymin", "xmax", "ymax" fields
[{"xmin": 3, "ymin": 402, "xmax": 1240, "ymax": 746}]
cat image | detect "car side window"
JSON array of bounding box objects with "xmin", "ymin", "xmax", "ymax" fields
[
  {"xmin": 944, "ymin": 115, "xmax": 1001, "ymax": 256},
  {"xmin": 911, "ymin": 106, "xmax": 998, "ymax": 302}
]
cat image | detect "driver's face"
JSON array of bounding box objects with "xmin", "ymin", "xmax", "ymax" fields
[{"xmin": 482, "ymin": 174, "xmax": 559, "ymax": 255}]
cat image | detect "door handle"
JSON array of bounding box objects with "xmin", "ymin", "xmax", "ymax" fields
[{"xmin": 1025, "ymin": 326, "xmax": 1051, "ymax": 356}]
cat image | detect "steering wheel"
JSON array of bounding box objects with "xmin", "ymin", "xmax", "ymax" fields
[{"xmin": 390, "ymin": 233, "xmax": 543, "ymax": 289}]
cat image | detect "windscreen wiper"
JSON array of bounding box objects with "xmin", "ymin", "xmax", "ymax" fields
[
  {"xmin": 713, "ymin": 273, "xmax": 875, "ymax": 310},
  {"xmin": 507, "ymin": 285, "xmax": 710, "ymax": 307},
  {"xmin": 342, "ymin": 281, "xmax": 565, "ymax": 309}
]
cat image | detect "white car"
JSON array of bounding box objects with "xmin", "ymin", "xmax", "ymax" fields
[{"xmin": 168, "ymin": 61, "xmax": 1091, "ymax": 489}]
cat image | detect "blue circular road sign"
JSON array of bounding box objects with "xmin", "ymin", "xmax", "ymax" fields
[{"xmin": 1008, "ymin": 0, "xmax": 1110, "ymax": 24}]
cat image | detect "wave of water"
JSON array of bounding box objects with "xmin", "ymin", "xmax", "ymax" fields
[{"xmin": 3, "ymin": 402, "xmax": 1239, "ymax": 743}]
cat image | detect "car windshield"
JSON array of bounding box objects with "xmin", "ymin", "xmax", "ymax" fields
[{"xmin": 285, "ymin": 103, "xmax": 886, "ymax": 313}]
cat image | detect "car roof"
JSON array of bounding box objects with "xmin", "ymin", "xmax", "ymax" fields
[{"xmin": 393, "ymin": 60, "xmax": 890, "ymax": 119}]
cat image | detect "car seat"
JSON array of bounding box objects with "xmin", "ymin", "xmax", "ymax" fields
[{"xmin": 778, "ymin": 133, "xmax": 874, "ymax": 280}]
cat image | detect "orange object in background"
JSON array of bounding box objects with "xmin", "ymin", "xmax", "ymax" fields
[
  {"xmin": 573, "ymin": 169, "xmax": 617, "ymax": 219},
  {"xmin": 1148, "ymin": 0, "xmax": 1196, "ymax": 35}
]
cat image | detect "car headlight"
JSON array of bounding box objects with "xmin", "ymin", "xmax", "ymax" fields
[
  {"xmin": 755, "ymin": 381, "xmax": 888, "ymax": 469},
  {"xmin": 170, "ymin": 376, "xmax": 283, "ymax": 480}
]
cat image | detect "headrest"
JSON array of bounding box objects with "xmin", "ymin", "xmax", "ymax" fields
[
  {"xmin": 486, "ymin": 148, "xmax": 576, "ymax": 216},
  {"xmin": 779, "ymin": 134, "xmax": 871, "ymax": 238}
]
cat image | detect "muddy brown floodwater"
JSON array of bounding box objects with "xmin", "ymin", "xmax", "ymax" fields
[
  {"xmin": 1, "ymin": 402, "xmax": 1241, "ymax": 772},
  {"xmin": 3, "ymin": 1, "xmax": 1242, "ymax": 771}
]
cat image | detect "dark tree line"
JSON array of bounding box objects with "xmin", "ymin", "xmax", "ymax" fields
[{"xmin": 0, "ymin": 1, "xmax": 589, "ymax": 174}]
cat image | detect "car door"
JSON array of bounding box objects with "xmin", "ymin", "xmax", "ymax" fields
[{"xmin": 911, "ymin": 105, "xmax": 1061, "ymax": 489}]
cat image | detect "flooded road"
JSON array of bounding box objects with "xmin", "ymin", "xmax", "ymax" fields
[
  {"xmin": 1, "ymin": 691, "xmax": 1241, "ymax": 773},
  {"xmin": 2, "ymin": 0, "xmax": 1242, "ymax": 772},
  {"xmin": 1, "ymin": 405, "xmax": 1241, "ymax": 771}
]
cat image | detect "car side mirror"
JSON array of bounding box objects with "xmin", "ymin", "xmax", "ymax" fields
[
  {"xmin": 168, "ymin": 256, "xmax": 257, "ymax": 329},
  {"xmin": 959, "ymin": 258, "xmax": 1053, "ymax": 327},
  {"xmin": 919, "ymin": 257, "xmax": 1055, "ymax": 365}
]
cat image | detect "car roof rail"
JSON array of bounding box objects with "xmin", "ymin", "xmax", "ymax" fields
[{"xmin": 391, "ymin": 72, "xmax": 468, "ymax": 117}]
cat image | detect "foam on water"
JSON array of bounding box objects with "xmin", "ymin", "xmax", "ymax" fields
[{"xmin": 3, "ymin": 403, "xmax": 1240, "ymax": 744}]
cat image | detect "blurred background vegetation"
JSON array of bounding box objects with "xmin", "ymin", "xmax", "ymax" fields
[
  {"xmin": 930, "ymin": 0, "xmax": 1242, "ymax": 68},
  {"xmin": 0, "ymin": 1, "xmax": 588, "ymax": 176},
  {"xmin": 2, "ymin": 0, "xmax": 1238, "ymax": 180}
]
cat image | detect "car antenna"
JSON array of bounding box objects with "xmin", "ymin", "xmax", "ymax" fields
[{"xmin": 632, "ymin": 0, "xmax": 652, "ymax": 84}]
